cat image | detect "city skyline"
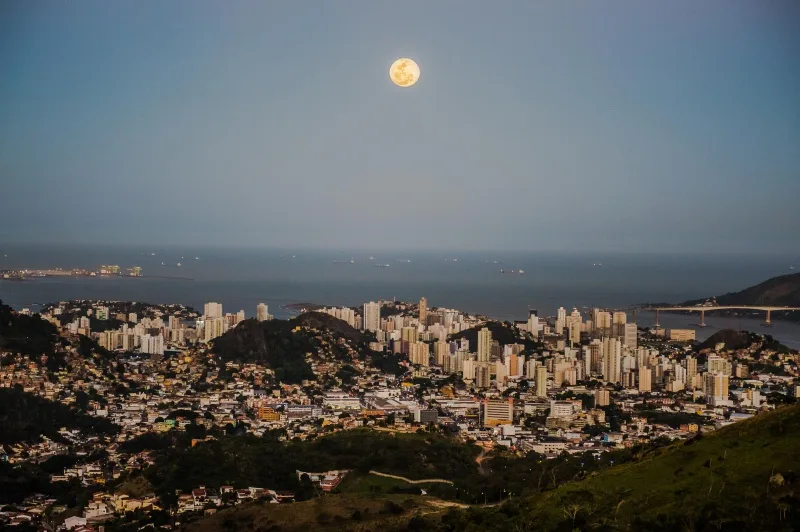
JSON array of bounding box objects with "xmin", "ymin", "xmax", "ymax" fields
[
  {"xmin": 1, "ymin": 2, "xmax": 799, "ymax": 528},
  {"xmin": 1, "ymin": 1, "xmax": 798, "ymax": 253}
]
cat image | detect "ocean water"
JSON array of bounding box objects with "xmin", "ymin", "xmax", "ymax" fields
[{"xmin": 1, "ymin": 244, "xmax": 799, "ymax": 346}]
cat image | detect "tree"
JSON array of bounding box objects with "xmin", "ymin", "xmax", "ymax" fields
[{"xmin": 74, "ymin": 390, "xmax": 90, "ymax": 411}]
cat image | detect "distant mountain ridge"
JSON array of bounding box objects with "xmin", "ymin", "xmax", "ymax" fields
[
  {"xmin": 656, "ymin": 273, "xmax": 800, "ymax": 323},
  {"xmin": 684, "ymin": 272, "xmax": 800, "ymax": 307}
]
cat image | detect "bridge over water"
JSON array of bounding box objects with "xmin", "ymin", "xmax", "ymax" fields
[{"xmin": 642, "ymin": 306, "xmax": 800, "ymax": 327}]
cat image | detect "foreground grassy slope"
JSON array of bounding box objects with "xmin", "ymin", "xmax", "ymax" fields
[
  {"xmin": 422, "ymin": 404, "xmax": 800, "ymax": 531},
  {"xmin": 186, "ymin": 406, "xmax": 800, "ymax": 531},
  {"xmin": 527, "ymin": 406, "xmax": 798, "ymax": 529}
]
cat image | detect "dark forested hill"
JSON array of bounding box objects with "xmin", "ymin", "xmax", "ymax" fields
[
  {"xmin": 290, "ymin": 311, "xmax": 366, "ymax": 343},
  {"xmin": 185, "ymin": 407, "xmax": 800, "ymax": 531},
  {"xmin": 211, "ymin": 312, "xmax": 368, "ymax": 383},
  {"xmin": 653, "ymin": 273, "xmax": 800, "ymax": 323},
  {"xmin": 211, "ymin": 319, "xmax": 315, "ymax": 383},
  {"xmin": 0, "ymin": 387, "xmax": 119, "ymax": 445},
  {"xmin": 683, "ymin": 273, "xmax": 800, "ymax": 309},
  {"xmin": 708, "ymin": 273, "xmax": 800, "ymax": 306},
  {"xmin": 134, "ymin": 429, "xmax": 479, "ymax": 507},
  {"xmin": 697, "ymin": 329, "xmax": 752, "ymax": 351},
  {"xmin": 0, "ymin": 300, "xmax": 65, "ymax": 357},
  {"xmin": 449, "ymin": 320, "xmax": 538, "ymax": 350},
  {"xmin": 416, "ymin": 404, "xmax": 800, "ymax": 531}
]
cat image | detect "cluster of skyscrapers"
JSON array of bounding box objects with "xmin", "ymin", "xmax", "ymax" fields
[
  {"xmin": 199, "ymin": 302, "xmax": 273, "ymax": 343},
  {"xmin": 332, "ymin": 298, "xmax": 732, "ymax": 405}
]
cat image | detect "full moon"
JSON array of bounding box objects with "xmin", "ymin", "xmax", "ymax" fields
[{"xmin": 389, "ymin": 58, "xmax": 420, "ymax": 88}]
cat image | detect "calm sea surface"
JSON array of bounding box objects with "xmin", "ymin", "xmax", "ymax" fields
[{"xmin": 2, "ymin": 244, "xmax": 799, "ymax": 347}]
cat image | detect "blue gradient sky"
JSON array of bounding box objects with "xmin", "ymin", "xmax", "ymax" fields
[{"xmin": 1, "ymin": 1, "xmax": 798, "ymax": 252}]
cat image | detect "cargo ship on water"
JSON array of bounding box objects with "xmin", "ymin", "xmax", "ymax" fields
[{"xmin": 500, "ymin": 269, "xmax": 524, "ymax": 274}]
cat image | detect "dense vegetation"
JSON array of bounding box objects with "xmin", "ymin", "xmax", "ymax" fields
[
  {"xmin": 290, "ymin": 312, "xmax": 366, "ymax": 343},
  {"xmin": 697, "ymin": 329, "xmax": 753, "ymax": 351},
  {"xmin": 421, "ymin": 435, "xmax": 674, "ymax": 505},
  {"xmin": 184, "ymin": 406, "xmax": 800, "ymax": 531},
  {"xmin": 0, "ymin": 457, "xmax": 108, "ymax": 506},
  {"xmin": 697, "ymin": 329, "xmax": 793, "ymax": 356},
  {"xmin": 211, "ymin": 319, "xmax": 317, "ymax": 383},
  {"xmin": 634, "ymin": 409, "xmax": 708, "ymax": 429},
  {"xmin": 368, "ymin": 350, "xmax": 406, "ymax": 376},
  {"xmin": 0, "ymin": 300, "xmax": 64, "ymax": 357},
  {"xmin": 0, "ymin": 386, "xmax": 120, "ymax": 445},
  {"xmin": 406, "ymin": 405, "xmax": 800, "ymax": 531},
  {"xmin": 134, "ymin": 429, "xmax": 480, "ymax": 508},
  {"xmin": 142, "ymin": 425, "xmax": 675, "ymax": 513},
  {"xmin": 211, "ymin": 312, "xmax": 397, "ymax": 382}
]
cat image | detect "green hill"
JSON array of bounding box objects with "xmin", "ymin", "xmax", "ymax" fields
[
  {"xmin": 132, "ymin": 428, "xmax": 479, "ymax": 509},
  {"xmin": 185, "ymin": 406, "xmax": 800, "ymax": 531},
  {"xmin": 415, "ymin": 404, "xmax": 800, "ymax": 531},
  {"xmin": 0, "ymin": 300, "xmax": 65, "ymax": 357},
  {"xmin": 697, "ymin": 329, "xmax": 753, "ymax": 351},
  {"xmin": 708, "ymin": 272, "xmax": 800, "ymax": 307},
  {"xmin": 681, "ymin": 273, "xmax": 800, "ymax": 323},
  {"xmin": 211, "ymin": 318, "xmax": 316, "ymax": 383},
  {"xmin": 0, "ymin": 386, "xmax": 119, "ymax": 445},
  {"xmin": 212, "ymin": 312, "xmax": 405, "ymax": 382},
  {"xmin": 290, "ymin": 311, "xmax": 367, "ymax": 343},
  {"xmin": 211, "ymin": 311, "xmax": 364, "ymax": 381}
]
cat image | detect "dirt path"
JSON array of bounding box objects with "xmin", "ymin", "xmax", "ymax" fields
[
  {"xmin": 368, "ymin": 470, "xmax": 453, "ymax": 484},
  {"xmin": 475, "ymin": 447, "xmax": 491, "ymax": 476}
]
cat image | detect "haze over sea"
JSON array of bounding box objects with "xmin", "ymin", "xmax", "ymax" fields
[{"xmin": 2, "ymin": 244, "xmax": 799, "ymax": 347}]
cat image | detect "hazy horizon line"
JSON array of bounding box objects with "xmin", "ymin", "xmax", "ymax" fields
[{"xmin": 0, "ymin": 240, "xmax": 798, "ymax": 259}]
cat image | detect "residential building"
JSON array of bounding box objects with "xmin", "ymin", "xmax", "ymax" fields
[
  {"xmin": 704, "ymin": 372, "xmax": 730, "ymax": 406},
  {"xmin": 257, "ymin": 303, "xmax": 272, "ymax": 322},
  {"xmin": 481, "ymin": 398, "xmax": 513, "ymax": 426},
  {"xmin": 534, "ymin": 365, "xmax": 548, "ymax": 398},
  {"xmin": 477, "ymin": 328, "xmax": 492, "ymax": 363},
  {"xmin": 602, "ymin": 337, "xmax": 622, "ymax": 383},
  {"xmin": 668, "ymin": 329, "xmax": 696, "ymax": 342},
  {"xmin": 594, "ymin": 389, "xmax": 610, "ymax": 406},
  {"xmin": 204, "ymin": 302, "xmax": 223, "ymax": 319},
  {"xmin": 638, "ymin": 366, "xmax": 651, "ymax": 392},
  {"xmin": 623, "ymin": 322, "xmax": 637, "ymax": 348},
  {"xmin": 363, "ymin": 302, "xmax": 380, "ymax": 332}
]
